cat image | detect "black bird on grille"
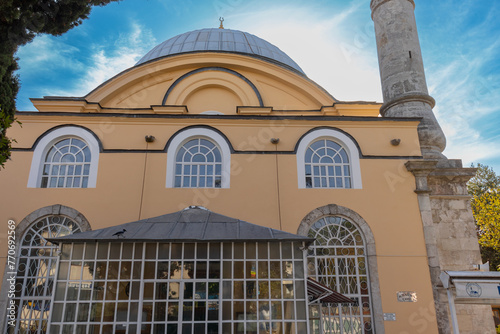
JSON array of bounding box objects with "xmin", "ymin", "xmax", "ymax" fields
[{"xmin": 112, "ymin": 229, "xmax": 127, "ymax": 238}]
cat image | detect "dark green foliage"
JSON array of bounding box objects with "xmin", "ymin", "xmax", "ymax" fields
[
  {"xmin": 468, "ymin": 163, "xmax": 500, "ymax": 198},
  {"xmin": 480, "ymin": 245, "xmax": 500, "ymax": 272},
  {"xmin": 0, "ymin": 0, "xmax": 119, "ymax": 167}
]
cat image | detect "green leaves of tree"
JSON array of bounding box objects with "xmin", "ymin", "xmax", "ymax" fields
[
  {"xmin": 472, "ymin": 190, "xmax": 500, "ymax": 250},
  {"xmin": 0, "ymin": 0, "xmax": 119, "ymax": 168},
  {"xmin": 468, "ymin": 163, "xmax": 500, "ymax": 198},
  {"xmin": 468, "ymin": 164, "xmax": 500, "ymax": 271}
]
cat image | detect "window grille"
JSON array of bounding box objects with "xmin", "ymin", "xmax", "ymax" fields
[
  {"xmin": 307, "ymin": 216, "xmax": 373, "ymax": 334},
  {"xmin": 49, "ymin": 241, "xmax": 308, "ymax": 334},
  {"xmin": 8, "ymin": 216, "xmax": 82, "ymax": 334},
  {"xmin": 305, "ymin": 139, "xmax": 351, "ymax": 189},
  {"xmin": 174, "ymin": 138, "xmax": 222, "ymax": 188},
  {"xmin": 41, "ymin": 138, "xmax": 91, "ymax": 188}
]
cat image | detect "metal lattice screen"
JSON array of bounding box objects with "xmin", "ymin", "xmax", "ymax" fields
[
  {"xmin": 7, "ymin": 216, "xmax": 82, "ymax": 334},
  {"xmin": 307, "ymin": 216, "xmax": 373, "ymax": 334}
]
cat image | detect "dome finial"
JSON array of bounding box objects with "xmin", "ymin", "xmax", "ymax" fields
[{"xmin": 219, "ymin": 17, "xmax": 224, "ymax": 29}]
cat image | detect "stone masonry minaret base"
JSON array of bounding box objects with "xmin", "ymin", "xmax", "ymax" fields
[{"xmin": 372, "ymin": 0, "xmax": 496, "ymax": 333}]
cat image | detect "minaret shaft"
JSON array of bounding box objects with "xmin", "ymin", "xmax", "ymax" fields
[{"xmin": 371, "ymin": 0, "xmax": 446, "ymax": 158}]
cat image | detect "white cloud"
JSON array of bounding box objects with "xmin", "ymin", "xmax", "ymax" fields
[
  {"xmin": 226, "ymin": 2, "xmax": 383, "ymax": 102},
  {"xmin": 50, "ymin": 22, "xmax": 157, "ymax": 97},
  {"xmin": 15, "ymin": 1, "xmax": 500, "ymax": 172},
  {"xmin": 16, "ymin": 35, "xmax": 84, "ymax": 73},
  {"xmin": 232, "ymin": 2, "xmax": 499, "ymax": 170},
  {"xmin": 427, "ymin": 40, "xmax": 500, "ymax": 168},
  {"xmin": 442, "ymin": 138, "xmax": 500, "ymax": 168},
  {"xmin": 420, "ymin": 2, "xmax": 500, "ymax": 170}
]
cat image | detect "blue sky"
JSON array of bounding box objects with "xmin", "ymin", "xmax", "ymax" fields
[{"xmin": 14, "ymin": 0, "xmax": 500, "ymax": 173}]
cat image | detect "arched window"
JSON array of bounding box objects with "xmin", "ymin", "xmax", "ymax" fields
[
  {"xmin": 305, "ymin": 139, "xmax": 351, "ymax": 188},
  {"xmin": 296, "ymin": 128, "xmax": 362, "ymax": 189},
  {"xmin": 9, "ymin": 215, "xmax": 83, "ymax": 334},
  {"xmin": 28, "ymin": 126, "xmax": 100, "ymax": 188},
  {"xmin": 166, "ymin": 127, "xmax": 231, "ymax": 188},
  {"xmin": 41, "ymin": 138, "xmax": 91, "ymax": 188},
  {"xmin": 307, "ymin": 216, "xmax": 374, "ymax": 333},
  {"xmin": 175, "ymin": 138, "xmax": 222, "ymax": 188}
]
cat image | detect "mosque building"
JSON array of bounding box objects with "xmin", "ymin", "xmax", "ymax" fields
[{"xmin": 0, "ymin": 0, "xmax": 497, "ymax": 333}]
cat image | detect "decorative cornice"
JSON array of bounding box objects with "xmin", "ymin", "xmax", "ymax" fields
[
  {"xmin": 405, "ymin": 160, "xmax": 439, "ymax": 194},
  {"xmin": 405, "ymin": 160, "xmax": 439, "ymax": 174},
  {"xmin": 429, "ymin": 195, "xmax": 472, "ymax": 200},
  {"xmin": 30, "ymin": 98, "xmax": 102, "ymax": 113},
  {"xmin": 370, "ymin": 0, "xmax": 415, "ymax": 18},
  {"xmin": 151, "ymin": 105, "xmax": 188, "ymax": 114},
  {"xmin": 380, "ymin": 93, "xmax": 435, "ymax": 117},
  {"xmin": 237, "ymin": 106, "xmax": 272, "ymax": 115},
  {"xmin": 429, "ymin": 168, "xmax": 477, "ymax": 179},
  {"xmin": 15, "ymin": 111, "xmax": 421, "ymax": 123},
  {"xmin": 322, "ymin": 103, "xmax": 381, "ymax": 117}
]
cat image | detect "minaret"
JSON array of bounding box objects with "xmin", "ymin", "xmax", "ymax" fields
[
  {"xmin": 372, "ymin": 2, "xmax": 499, "ymax": 333},
  {"xmin": 371, "ymin": 0, "xmax": 446, "ymax": 159}
]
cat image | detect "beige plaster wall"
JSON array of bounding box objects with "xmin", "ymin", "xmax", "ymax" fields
[
  {"xmin": 87, "ymin": 53, "xmax": 335, "ymax": 110},
  {"xmin": 0, "ymin": 115, "xmax": 438, "ymax": 333},
  {"xmin": 11, "ymin": 116, "xmax": 421, "ymax": 154},
  {"xmin": 0, "ymin": 52, "xmax": 440, "ymax": 333}
]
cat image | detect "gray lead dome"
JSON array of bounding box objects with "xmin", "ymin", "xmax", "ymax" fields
[{"xmin": 136, "ymin": 28, "xmax": 304, "ymax": 74}]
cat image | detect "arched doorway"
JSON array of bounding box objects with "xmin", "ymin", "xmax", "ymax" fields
[{"xmin": 307, "ymin": 216, "xmax": 373, "ymax": 333}]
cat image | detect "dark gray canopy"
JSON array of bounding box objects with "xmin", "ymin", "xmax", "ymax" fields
[{"xmin": 48, "ymin": 206, "xmax": 313, "ymax": 244}]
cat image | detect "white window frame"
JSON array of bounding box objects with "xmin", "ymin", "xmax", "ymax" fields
[
  {"xmin": 27, "ymin": 126, "xmax": 100, "ymax": 188},
  {"xmin": 166, "ymin": 128, "xmax": 231, "ymax": 188},
  {"xmin": 296, "ymin": 129, "xmax": 362, "ymax": 189}
]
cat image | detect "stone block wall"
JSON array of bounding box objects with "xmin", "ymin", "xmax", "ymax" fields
[{"xmin": 427, "ymin": 160, "xmax": 495, "ymax": 334}]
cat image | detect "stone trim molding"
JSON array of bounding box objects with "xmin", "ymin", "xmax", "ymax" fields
[
  {"xmin": 405, "ymin": 160, "xmax": 439, "ymax": 192},
  {"xmin": 370, "ymin": 0, "xmax": 415, "ymax": 17},
  {"xmin": 429, "ymin": 194, "xmax": 472, "ymax": 200},
  {"xmin": 14, "ymin": 204, "xmax": 92, "ymax": 237},
  {"xmin": 379, "ymin": 93, "xmax": 436, "ymax": 117},
  {"xmin": 297, "ymin": 204, "xmax": 385, "ymax": 334},
  {"xmin": 162, "ymin": 67, "xmax": 263, "ymax": 107}
]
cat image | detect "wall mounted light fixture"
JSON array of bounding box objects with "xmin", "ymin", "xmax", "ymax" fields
[{"xmin": 391, "ymin": 139, "xmax": 401, "ymax": 146}]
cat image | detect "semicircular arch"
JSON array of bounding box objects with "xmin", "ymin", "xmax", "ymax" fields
[
  {"xmin": 162, "ymin": 67, "xmax": 263, "ymax": 107},
  {"xmin": 0, "ymin": 205, "xmax": 91, "ymax": 331},
  {"xmin": 84, "ymin": 54, "xmax": 335, "ymax": 109},
  {"xmin": 297, "ymin": 204, "xmax": 385, "ymax": 334}
]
